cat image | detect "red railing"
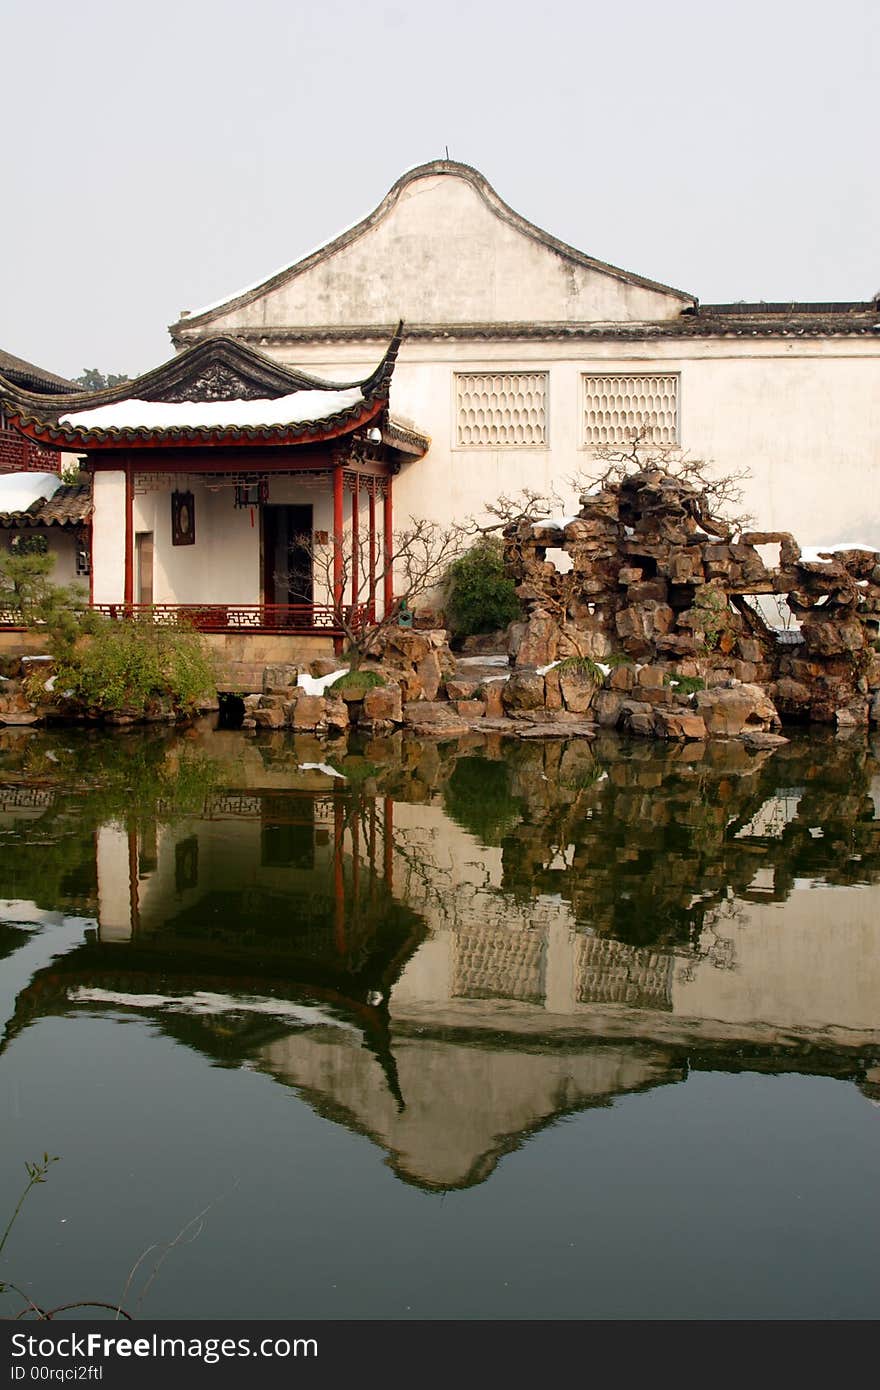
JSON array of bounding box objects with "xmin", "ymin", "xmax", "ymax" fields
[{"xmin": 89, "ymin": 603, "xmax": 376, "ymax": 634}]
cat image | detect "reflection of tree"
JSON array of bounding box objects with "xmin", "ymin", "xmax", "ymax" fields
[{"xmin": 442, "ymin": 756, "xmax": 525, "ymax": 846}]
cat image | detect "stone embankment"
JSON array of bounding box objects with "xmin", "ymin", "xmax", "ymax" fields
[{"xmin": 239, "ymin": 626, "xmax": 788, "ymax": 749}]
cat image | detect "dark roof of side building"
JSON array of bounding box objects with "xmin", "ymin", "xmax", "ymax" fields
[{"xmin": 0, "ymin": 349, "xmax": 77, "ymax": 395}]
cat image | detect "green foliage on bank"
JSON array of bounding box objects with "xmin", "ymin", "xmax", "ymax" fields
[
  {"xmin": 46, "ymin": 617, "xmax": 215, "ymax": 716},
  {"xmin": 11, "ymin": 557, "xmax": 216, "ymax": 718},
  {"xmin": 442, "ymin": 537, "xmax": 522, "ymax": 638}
]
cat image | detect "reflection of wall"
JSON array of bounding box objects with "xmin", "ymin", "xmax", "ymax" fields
[
  {"xmin": 96, "ymin": 823, "xmax": 133, "ymax": 941},
  {"xmin": 94, "ymin": 774, "xmax": 880, "ymax": 1044},
  {"xmin": 673, "ymin": 887, "xmax": 880, "ymax": 1033},
  {"xmin": 260, "ymin": 1025, "xmax": 679, "ymax": 1189},
  {"xmin": 96, "ymin": 801, "xmax": 342, "ymax": 942},
  {"xmin": 388, "ymin": 800, "xmax": 880, "ymax": 1043}
]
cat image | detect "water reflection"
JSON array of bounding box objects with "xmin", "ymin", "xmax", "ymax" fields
[{"xmin": 1, "ymin": 724, "xmax": 878, "ymax": 1191}]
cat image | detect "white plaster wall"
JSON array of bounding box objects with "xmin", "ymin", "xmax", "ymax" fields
[
  {"xmin": 91, "ymin": 470, "xmax": 126, "ymax": 603},
  {"xmin": 126, "ymin": 476, "xmax": 339, "ymax": 606},
  {"xmin": 0, "ymin": 529, "xmax": 79, "ymax": 589},
  {"xmin": 199, "ymin": 172, "xmax": 684, "ymax": 332}
]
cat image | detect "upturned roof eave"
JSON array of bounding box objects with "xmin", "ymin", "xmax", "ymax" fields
[
  {"xmin": 0, "ymin": 326, "xmax": 405, "ymax": 450},
  {"xmin": 0, "ymin": 325, "xmax": 403, "ymax": 422}
]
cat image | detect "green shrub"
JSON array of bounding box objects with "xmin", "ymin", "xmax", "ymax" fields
[
  {"xmin": 37, "ymin": 615, "xmax": 214, "ymax": 717},
  {"xmin": 442, "ymin": 537, "xmax": 521, "ymax": 638}
]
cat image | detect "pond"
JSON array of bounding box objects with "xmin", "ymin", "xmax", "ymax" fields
[{"xmin": 0, "ymin": 722, "xmax": 878, "ymax": 1320}]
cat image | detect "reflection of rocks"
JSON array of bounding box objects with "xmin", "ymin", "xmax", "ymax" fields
[{"xmin": 494, "ymin": 733, "xmax": 880, "ymax": 947}]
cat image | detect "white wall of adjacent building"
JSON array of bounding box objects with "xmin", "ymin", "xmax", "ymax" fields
[
  {"xmin": 261, "ymin": 338, "xmax": 880, "ymax": 551},
  {"xmin": 169, "ymin": 163, "xmax": 880, "ymax": 554}
]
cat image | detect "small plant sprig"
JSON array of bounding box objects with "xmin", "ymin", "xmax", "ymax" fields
[
  {"xmin": 0, "ymin": 1156, "xmax": 133, "ymax": 1320},
  {"xmin": 0, "ymin": 1154, "xmax": 58, "ymax": 1278},
  {"xmin": 664, "ymin": 673, "xmax": 706, "ymax": 696}
]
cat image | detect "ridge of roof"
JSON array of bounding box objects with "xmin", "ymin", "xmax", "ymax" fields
[
  {"xmin": 174, "ymin": 310, "xmax": 880, "ymax": 346},
  {"xmin": 169, "ymin": 162, "xmax": 695, "ymax": 338}
]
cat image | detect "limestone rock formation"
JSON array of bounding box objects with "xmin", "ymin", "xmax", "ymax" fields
[{"xmin": 503, "ymin": 468, "xmax": 880, "ymax": 727}]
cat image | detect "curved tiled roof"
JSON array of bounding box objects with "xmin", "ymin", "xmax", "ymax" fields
[
  {"xmin": 0, "ymin": 329, "xmax": 408, "ymax": 452},
  {"xmin": 199, "ymin": 305, "xmax": 880, "ymax": 345},
  {"xmin": 0, "ymin": 349, "xmax": 76, "ymax": 394}
]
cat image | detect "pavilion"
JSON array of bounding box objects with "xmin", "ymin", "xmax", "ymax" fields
[{"xmin": 0, "ymin": 326, "xmax": 428, "ymax": 666}]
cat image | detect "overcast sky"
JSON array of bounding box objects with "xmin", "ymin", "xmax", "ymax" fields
[{"xmin": 3, "ymin": 0, "xmax": 878, "ymax": 380}]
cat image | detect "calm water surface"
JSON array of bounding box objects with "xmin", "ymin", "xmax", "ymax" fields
[{"xmin": 0, "ymin": 722, "xmax": 878, "ymax": 1319}]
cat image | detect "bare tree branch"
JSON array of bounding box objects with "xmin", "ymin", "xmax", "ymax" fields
[
  {"xmin": 571, "ymin": 428, "xmax": 754, "ymax": 534},
  {"xmin": 298, "ymin": 518, "xmax": 469, "ymax": 665}
]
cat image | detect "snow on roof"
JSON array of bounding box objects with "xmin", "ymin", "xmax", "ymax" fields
[
  {"xmin": 0, "ymin": 472, "xmax": 62, "ymax": 512},
  {"xmin": 799, "ymin": 541, "xmax": 879, "ymax": 563},
  {"xmin": 60, "ymin": 389, "xmax": 364, "ymax": 433},
  {"xmin": 533, "ymin": 515, "xmax": 579, "ymax": 532}
]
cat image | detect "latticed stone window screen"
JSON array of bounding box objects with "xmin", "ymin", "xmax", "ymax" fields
[
  {"xmin": 455, "ymin": 372, "xmax": 548, "ymax": 447},
  {"xmin": 582, "ymin": 373, "xmax": 679, "ymax": 446}
]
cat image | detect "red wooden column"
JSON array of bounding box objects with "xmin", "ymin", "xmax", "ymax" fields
[
  {"xmin": 332, "ymin": 463, "xmax": 344, "ymax": 615},
  {"xmin": 351, "ymin": 805, "xmax": 360, "ymax": 932},
  {"xmin": 383, "ymin": 796, "xmax": 394, "ymax": 891},
  {"xmin": 383, "ymin": 476, "xmax": 394, "ymax": 616},
  {"xmin": 333, "ymin": 797, "xmax": 346, "ymax": 955},
  {"xmin": 127, "ymin": 826, "xmax": 140, "ymax": 938},
  {"xmin": 123, "ymin": 460, "xmax": 134, "ymax": 606},
  {"xmin": 351, "ymin": 473, "xmax": 360, "ymax": 613},
  {"xmin": 368, "ymin": 483, "xmax": 377, "ymax": 619}
]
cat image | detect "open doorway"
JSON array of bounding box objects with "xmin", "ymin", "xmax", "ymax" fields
[
  {"xmin": 262, "ymin": 504, "xmax": 313, "ymax": 608},
  {"xmin": 136, "ymin": 532, "xmax": 154, "ymax": 606}
]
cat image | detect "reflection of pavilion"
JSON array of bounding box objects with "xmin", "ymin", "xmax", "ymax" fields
[{"xmin": 2, "ymin": 733, "xmax": 880, "ymax": 1193}]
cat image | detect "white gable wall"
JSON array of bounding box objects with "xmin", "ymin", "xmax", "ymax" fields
[
  {"xmin": 173, "ymin": 164, "xmax": 880, "ymax": 557},
  {"xmin": 197, "ymin": 173, "xmax": 685, "ymax": 331}
]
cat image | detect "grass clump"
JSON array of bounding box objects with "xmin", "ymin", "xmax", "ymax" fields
[
  {"xmin": 333, "ymin": 669, "xmax": 386, "ymax": 695},
  {"xmin": 555, "ymin": 655, "xmax": 607, "ymax": 686}
]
